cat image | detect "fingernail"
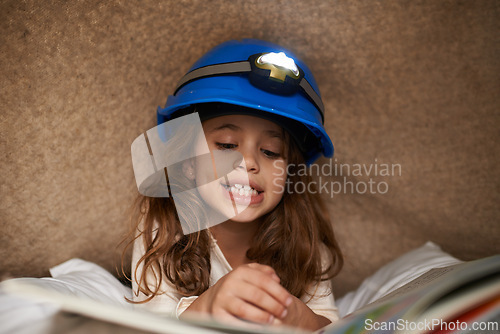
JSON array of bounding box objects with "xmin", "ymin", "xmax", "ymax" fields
[
  {"xmin": 280, "ymin": 309, "xmax": 287, "ymax": 319},
  {"xmin": 268, "ymin": 315, "xmax": 275, "ymax": 324},
  {"xmin": 286, "ymin": 297, "xmax": 292, "ymax": 306}
]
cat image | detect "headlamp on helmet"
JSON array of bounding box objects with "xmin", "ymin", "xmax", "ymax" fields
[
  {"xmin": 173, "ymin": 51, "xmax": 324, "ymax": 120},
  {"xmin": 248, "ymin": 52, "xmax": 304, "ymax": 95}
]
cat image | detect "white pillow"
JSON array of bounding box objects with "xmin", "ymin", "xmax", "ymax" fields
[
  {"xmin": 0, "ymin": 258, "xmax": 133, "ymax": 334},
  {"xmin": 48, "ymin": 258, "xmax": 132, "ymax": 306},
  {"xmin": 0, "ymin": 285, "xmax": 59, "ymax": 334},
  {"xmin": 336, "ymin": 241, "xmax": 462, "ymax": 317}
]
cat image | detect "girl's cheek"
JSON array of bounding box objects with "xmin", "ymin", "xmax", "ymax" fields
[
  {"xmin": 271, "ymin": 159, "xmax": 287, "ymax": 172},
  {"xmin": 270, "ymin": 159, "xmax": 287, "ymax": 193}
]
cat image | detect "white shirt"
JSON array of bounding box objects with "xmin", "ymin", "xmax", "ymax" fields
[{"xmin": 131, "ymin": 232, "xmax": 339, "ymax": 323}]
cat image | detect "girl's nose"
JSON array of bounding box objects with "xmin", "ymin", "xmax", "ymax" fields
[{"xmin": 235, "ymin": 149, "xmax": 260, "ymax": 173}]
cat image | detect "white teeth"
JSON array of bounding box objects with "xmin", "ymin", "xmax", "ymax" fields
[{"xmin": 224, "ymin": 184, "xmax": 259, "ymax": 197}]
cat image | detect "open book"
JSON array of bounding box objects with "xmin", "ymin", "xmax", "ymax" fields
[
  {"xmin": 323, "ymin": 254, "xmax": 500, "ymax": 334},
  {"xmin": 1, "ymin": 277, "xmax": 306, "ymax": 334},
  {"xmin": 2, "ymin": 255, "xmax": 499, "ymax": 334}
]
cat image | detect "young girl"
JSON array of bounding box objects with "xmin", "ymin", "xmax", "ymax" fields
[{"xmin": 128, "ymin": 39, "xmax": 343, "ymax": 331}]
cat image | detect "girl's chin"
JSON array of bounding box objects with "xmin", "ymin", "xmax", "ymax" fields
[{"xmin": 227, "ymin": 212, "xmax": 262, "ymax": 223}]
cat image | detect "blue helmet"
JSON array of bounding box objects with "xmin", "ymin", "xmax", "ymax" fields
[{"xmin": 157, "ymin": 39, "xmax": 333, "ymax": 164}]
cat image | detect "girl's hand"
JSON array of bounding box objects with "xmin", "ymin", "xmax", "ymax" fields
[
  {"xmin": 271, "ymin": 295, "xmax": 332, "ymax": 331},
  {"xmin": 183, "ymin": 263, "xmax": 292, "ymax": 325}
]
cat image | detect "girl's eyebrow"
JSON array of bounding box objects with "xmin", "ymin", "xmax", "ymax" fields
[
  {"xmin": 210, "ymin": 123, "xmax": 241, "ymax": 133},
  {"xmin": 209, "ymin": 123, "xmax": 283, "ymax": 139},
  {"xmin": 264, "ymin": 129, "xmax": 284, "ymax": 139}
]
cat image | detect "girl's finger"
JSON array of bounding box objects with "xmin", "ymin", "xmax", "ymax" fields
[
  {"xmin": 213, "ymin": 310, "xmax": 268, "ymax": 331},
  {"xmin": 237, "ymin": 281, "xmax": 288, "ymax": 319},
  {"xmin": 226, "ymin": 297, "xmax": 275, "ymax": 325},
  {"xmin": 246, "ymin": 263, "xmax": 280, "ymax": 282},
  {"xmin": 241, "ymin": 268, "xmax": 292, "ymax": 308},
  {"xmin": 213, "ymin": 309, "xmax": 252, "ymax": 327}
]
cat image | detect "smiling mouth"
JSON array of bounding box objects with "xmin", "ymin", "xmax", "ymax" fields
[{"xmin": 220, "ymin": 183, "xmax": 263, "ymax": 197}]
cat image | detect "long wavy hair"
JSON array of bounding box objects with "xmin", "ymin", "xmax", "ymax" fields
[{"xmin": 124, "ymin": 107, "xmax": 343, "ymax": 302}]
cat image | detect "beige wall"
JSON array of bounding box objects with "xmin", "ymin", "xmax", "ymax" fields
[{"xmin": 1, "ymin": 0, "xmax": 499, "ymax": 296}]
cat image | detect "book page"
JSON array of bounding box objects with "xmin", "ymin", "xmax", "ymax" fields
[
  {"xmin": 366, "ymin": 266, "xmax": 458, "ymax": 307},
  {"xmin": 355, "ymin": 255, "xmax": 500, "ymax": 313},
  {"xmin": 413, "ymin": 274, "xmax": 500, "ymax": 329},
  {"xmin": 323, "ymin": 255, "xmax": 500, "ymax": 334}
]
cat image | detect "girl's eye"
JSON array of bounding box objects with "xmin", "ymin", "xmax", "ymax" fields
[
  {"xmin": 262, "ymin": 149, "xmax": 281, "ymax": 159},
  {"xmin": 216, "ymin": 142, "xmax": 237, "ymax": 150}
]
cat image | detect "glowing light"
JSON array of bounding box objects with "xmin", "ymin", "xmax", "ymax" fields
[{"xmin": 257, "ymin": 52, "xmax": 299, "ymax": 77}]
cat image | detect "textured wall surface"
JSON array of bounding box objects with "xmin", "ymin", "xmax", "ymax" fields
[{"xmin": 1, "ymin": 0, "xmax": 499, "ymax": 296}]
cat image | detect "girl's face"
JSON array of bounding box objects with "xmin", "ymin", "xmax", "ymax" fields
[{"xmin": 192, "ymin": 114, "xmax": 287, "ymax": 224}]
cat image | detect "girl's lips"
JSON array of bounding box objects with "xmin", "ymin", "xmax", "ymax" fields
[
  {"xmin": 221, "ymin": 178, "xmax": 264, "ymax": 193},
  {"xmin": 220, "ymin": 183, "xmax": 264, "ymax": 206}
]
